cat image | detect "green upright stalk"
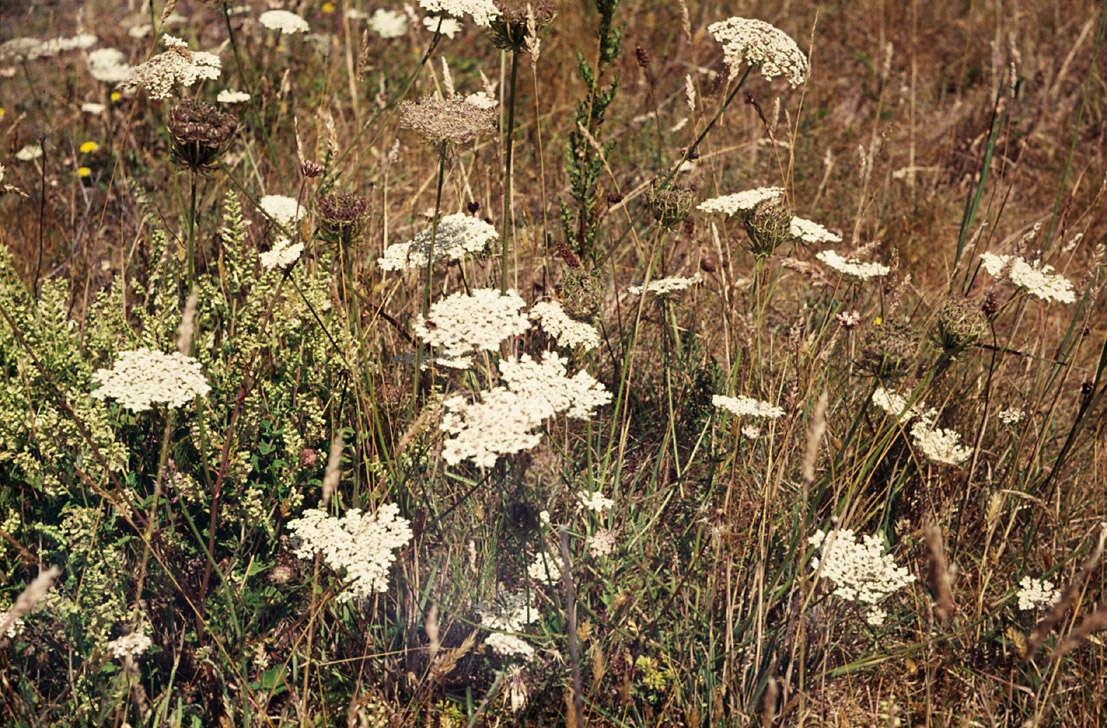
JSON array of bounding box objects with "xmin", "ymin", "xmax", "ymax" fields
[
  {"xmin": 501, "ymin": 49, "xmax": 521, "ymax": 293},
  {"xmin": 413, "ymin": 142, "xmax": 449, "ymax": 410},
  {"xmin": 187, "ymin": 173, "xmax": 198, "ymax": 288}
]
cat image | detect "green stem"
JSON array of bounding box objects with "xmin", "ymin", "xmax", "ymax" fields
[
  {"xmin": 187, "ymin": 173, "xmax": 198, "ymax": 288},
  {"xmin": 501, "ymin": 49, "xmax": 521, "ymax": 293},
  {"xmin": 413, "ymin": 142, "xmax": 448, "ymax": 411}
]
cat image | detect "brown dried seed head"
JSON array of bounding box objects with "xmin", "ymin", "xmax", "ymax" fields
[{"xmin": 399, "ymin": 95, "xmax": 496, "ymax": 145}]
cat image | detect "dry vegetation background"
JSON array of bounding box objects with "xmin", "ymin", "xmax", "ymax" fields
[{"xmin": 1, "ymin": 0, "xmax": 1106, "ymax": 726}]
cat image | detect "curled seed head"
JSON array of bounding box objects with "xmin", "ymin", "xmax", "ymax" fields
[
  {"xmin": 933, "ymin": 297, "xmax": 986, "ymax": 355},
  {"xmin": 167, "ymin": 99, "xmax": 237, "ymax": 171}
]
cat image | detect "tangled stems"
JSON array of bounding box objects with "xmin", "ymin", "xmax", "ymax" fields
[{"xmin": 501, "ymin": 48, "xmax": 521, "ymax": 293}]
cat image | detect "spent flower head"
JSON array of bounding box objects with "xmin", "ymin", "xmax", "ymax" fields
[
  {"xmin": 167, "ymin": 99, "xmax": 238, "ymax": 171},
  {"xmin": 933, "ymin": 297, "xmax": 986, "ymax": 355},
  {"xmin": 708, "ymin": 17, "xmax": 808, "ymax": 88},
  {"xmin": 399, "ymin": 94, "xmax": 497, "ymax": 145},
  {"xmin": 91, "ymin": 348, "xmax": 210, "ymax": 412},
  {"xmin": 316, "ymin": 191, "xmax": 369, "ymax": 246}
]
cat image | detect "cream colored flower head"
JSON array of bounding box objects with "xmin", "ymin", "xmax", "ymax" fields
[
  {"xmin": 708, "ymin": 17, "xmax": 808, "ymax": 87},
  {"xmin": 91, "ymin": 348, "xmax": 210, "ymax": 412},
  {"xmin": 259, "ymin": 9, "xmax": 310, "ymax": 34}
]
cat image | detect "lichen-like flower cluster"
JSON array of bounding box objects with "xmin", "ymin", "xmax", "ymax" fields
[
  {"xmin": 441, "ymin": 352, "xmax": 611, "ymax": 467},
  {"xmin": 259, "ymin": 9, "xmax": 311, "ymax": 34},
  {"xmin": 529, "ymin": 300, "xmax": 600, "ymax": 349},
  {"xmin": 707, "ymin": 17, "xmax": 808, "ymax": 88},
  {"xmin": 1016, "ymin": 576, "xmax": 1060, "ymax": 611},
  {"xmin": 712, "ymin": 394, "xmax": 785, "ymax": 419},
  {"xmin": 91, "ymin": 348, "xmax": 210, "ymax": 412},
  {"xmin": 377, "ymin": 213, "xmax": 498, "ymax": 271},
  {"xmin": 413, "ymin": 288, "xmax": 530, "ymax": 362},
  {"xmin": 117, "ymin": 35, "xmax": 221, "ymax": 101},
  {"xmin": 809, "ymin": 528, "xmax": 916, "ymax": 626},
  {"xmin": 816, "ymin": 250, "xmax": 890, "ymax": 280},
  {"xmin": 286, "ymin": 504, "xmax": 413, "ymax": 602},
  {"xmin": 979, "ymin": 253, "xmax": 1076, "ymax": 304},
  {"xmin": 106, "ymin": 632, "xmax": 153, "ymax": 660},
  {"xmin": 627, "ymin": 273, "xmax": 702, "ymax": 297}
]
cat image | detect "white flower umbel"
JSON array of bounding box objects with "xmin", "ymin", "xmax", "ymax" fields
[
  {"xmin": 465, "ymin": 91, "xmax": 497, "ymax": 109},
  {"xmin": 286, "ymin": 504, "xmax": 413, "ymax": 602},
  {"xmin": 87, "ymin": 48, "xmax": 131, "ymax": 84},
  {"xmin": 707, "ymin": 17, "xmax": 808, "ymax": 87},
  {"xmin": 578, "ymin": 489, "xmax": 613, "ymax": 512},
  {"xmin": 627, "ymin": 273, "xmax": 703, "ymax": 297},
  {"xmin": 997, "ymin": 407, "xmax": 1025, "ymax": 426},
  {"xmin": 871, "ymin": 386, "xmax": 921, "ymax": 424},
  {"xmin": 1008, "ymin": 257, "xmax": 1076, "ymax": 304},
  {"xmin": 816, "ymin": 249, "xmax": 890, "ymax": 280},
  {"xmin": 259, "ymin": 9, "xmax": 311, "ymax": 34},
  {"xmin": 979, "ymin": 252, "xmax": 1076, "ymax": 304},
  {"xmin": 712, "ymin": 394, "xmax": 785, "ymax": 419},
  {"xmin": 106, "ymin": 632, "xmax": 153, "ymax": 660},
  {"xmin": 790, "ymin": 217, "xmax": 842, "ymax": 244},
  {"xmin": 498, "ymin": 352, "xmax": 613, "ymax": 420},
  {"xmin": 527, "ymin": 550, "xmax": 562, "ymax": 585},
  {"xmin": 587, "ymin": 529, "xmax": 617, "ymax": 558},
  {"xmin": 423, "ymin": 15, "xmax": 462, "ymax": 37},
  {"xmin": 80, "ymin": 102, "xmax": 106, "ymax": 114},
  {"xmin": 15, "ymin": 145, "xmax": 42, "ymax": 162},
  {"xmin": 259, "ymin": 237, "xmax": 303, "ymax": 271},
  {"xmin": 697, "ymin": 187, "xmax": 783, "ymax": 216},
  {"xmin": 117, "ymin": 35, "xmax": 220, "ymax": 100},
  {"xmin": 91, "ymin": 348, "xmax": 210, "ymax": 412},
  {"xmin": 378, "ymin": 213, "xmax": 498, "ymax": 271},
  {"xmin": 259, "ymin": 194, "xmax": 305, "ymax": 225},
  {"xmin": 419, "ymin": 0, "xmax": 500, "ymax": 26},
  {"xmin": 809, "ymin": 528, "xmax": 916, "ymax": 627},
  {"xmin": 413, "ymin": 288, "xmax": 529, "ymax": 360},
  {"xmin": 441, "ymin": 352, "xmax": 611, "ymax": 467},
  {"xmin": 1016, "ymin": 576, "xmax": 1060, "ymax": 611},
  {"xmin": 909, "ymin": 411, "xmax": 972, "ymax": 466},
  {"xmin": 216, "ymin": 89, "xmax": 250, "ymax": 104},
  {"xmin": 369, "ymin": 8, "xmax": 408, "ymax": 37},
  {"xmin": 529, "ymin": 300, "xmax": 600, "ymax": 350},
  {"xmin": 477, "ymin": 590, "xmax": 541, "ymax": 660}
]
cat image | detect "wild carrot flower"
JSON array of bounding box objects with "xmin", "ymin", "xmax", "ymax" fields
[
  {"xmin": 259, "ymin": 9, "xmax": 311, "ymax": 34},
  {"xmin": 477, "ymin": 590, "xmax": 541, "ymax": 660},
  {"xmin": 979, "ymin": 252, "xmax": 1076, "ymax": 304},
  {"xmin": 14, "ymin": 145, "xmax": 42, "ymax": 162},
  {"xmin": 368, "ymin": 9, "xmax": 408, "ymax": 37},
  {"xmin": 529, "ymin": 300, "xmax": 600, "ymax": 349},
  {"xmin": 419, "ymin": 0, "xmax": 500, "ymax": 26},
  {"xmin": 286, "ymin": 504, "xmax": 413, "ymax": 602},
  {"xmin": 578, "ymin": 489, "xmax": 613, "ymax": 512},
  {"xmin": 117, "ymin": 35, "xmax": 221, "ymax": 100},
  {"xmin": 423, "ymin": 15, "xmax": 462, "ymax": 37},
  {"xmin": 809, "ymin": 529, "xmax": 916, "ymax": 626},
  {"xmin": 997, "ymin": 407, "xmax": 1025, "ymax": 425},
  {"xmin": 712, "ymin": 394, "xmax": 784, "ymax": 419},
  {"xmin": 627, "ymin": 273, "xmax": 702, "ymax": 297},
  {"xmin": 871, "ymin": 386, "xmax": 920, "ymax": 424},
  {"xmin": 216, "ymin": 89, "xmax": 250, "ymax": 104},
  {"xmin": 1016, "ymin": 576, "xmax": 1060, "ymax": 611},
  {"xmin": 106, "ymin": 632, "xmax": 153, "ymax": 660},
  {"xmin": 815, "ymin": 250, "xmax": 890, "ymax": 280},
  {"xmin": 259, "ymin": 237, "xmax": 304, "ymax": 270},
  {"xmin": 377, "ymin": 213, "xmax": 498, "ymax": 270},
  {"xmin": 413, "ymin": 288, "xmax": 529, "ymax": 360},
  {"xmin": 790, "ymin": 217, "xmax": 842, "ymax": 244},
  {"xmin": 909, "ymin": 412, "xmax": 972, "ymax": 466},
  {"xmin": 697, "ymin": 187, "xmax": 783, "ymax": 216},
  {"xmin": 587, "ymin": 529, "xmax": 616, "ymax": 558},
  {"xmin": 708, "ymin": 17, "xmax": 808, "ymax": 87},
  {"xmin": 259, "ymin": 194, "xmax": 305, "ymax": 225},
  {"xmin": 87, "ymin": 48, "xmax": 131, "ymax": 83},
  {"xmin": 91, "ymin": 348, "xmax": 210, "ymax": 412}
]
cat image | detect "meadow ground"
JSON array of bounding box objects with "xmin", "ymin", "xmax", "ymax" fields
[{"xmin": 0, "ymin": 0, "xmax": 1106, "ymax": 725}]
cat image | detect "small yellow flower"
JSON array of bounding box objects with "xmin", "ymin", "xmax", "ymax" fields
[
  {"xmin": 873, "ymin": 316, "xmax": 883, "ymax": 326},
  {"xmin": 77, "ymin": 166, "xmax": 92, "ymax": 178},
  {"xmin": 110, "ymin": 92, "xmax": 122, "ymax": 102},
  {"xmin": 0, "ymin": 108, "xmax": 5, "ymax": 119},
  {"xmin": 321, "ymin": 2, "xmax": 335, "ymax": 12},
  {"xmin": 79, "ymin": 141, "xmax": 99, "ymax": 154}
]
